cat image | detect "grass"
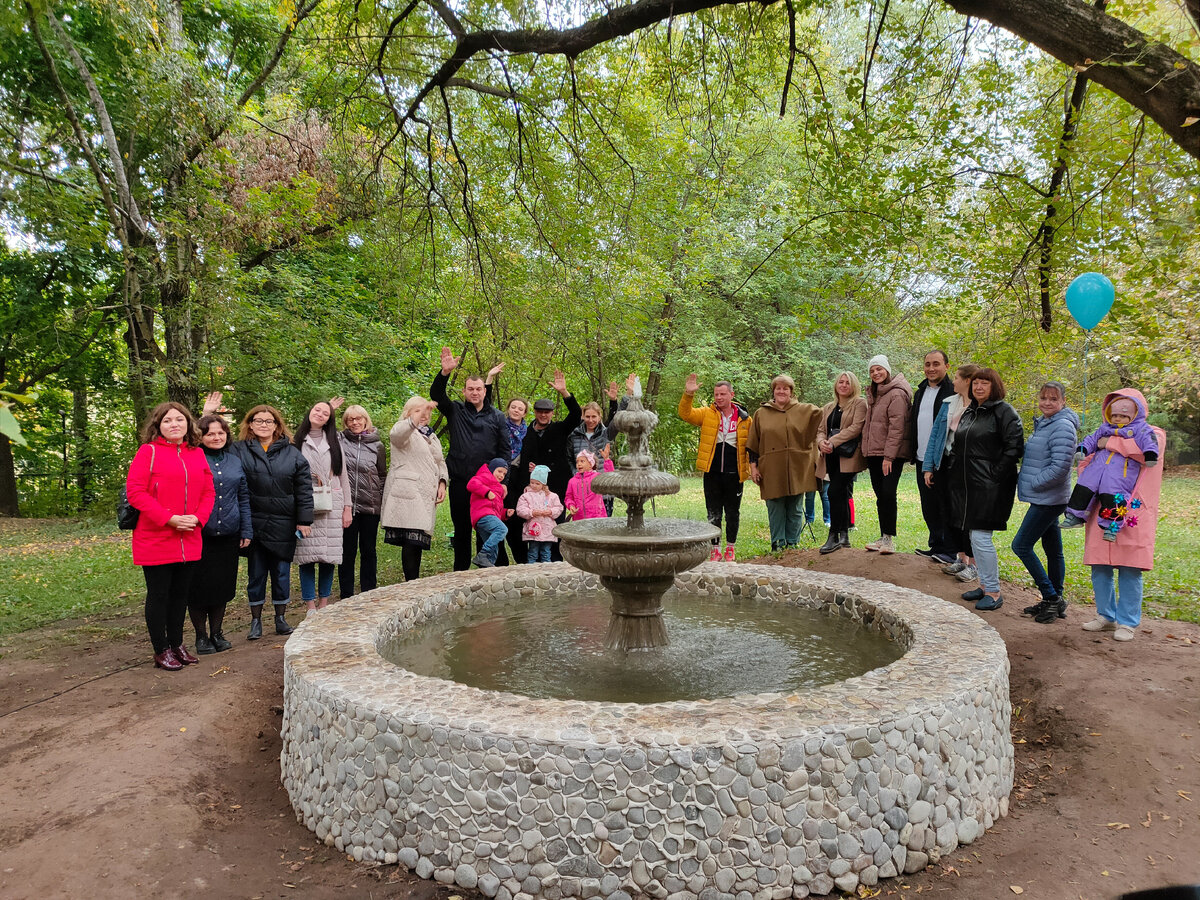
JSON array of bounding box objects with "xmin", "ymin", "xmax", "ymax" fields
[{"xmin": 2, "ymin": 470, "xmax": 1197, "ymax": 640}]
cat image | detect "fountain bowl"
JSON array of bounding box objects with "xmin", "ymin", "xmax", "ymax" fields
[{"xmin": 281, "ymin": 563, "xmax": 1013, "ymax": 898}]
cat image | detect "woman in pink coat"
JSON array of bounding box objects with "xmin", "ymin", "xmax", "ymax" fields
[
  {"xmin": 1078, "ymin": 389, "xmax": 1165, "ymax": 642},
  {"xmin": 564, "ymin": 449, "xmax": 614, "ymax": 520},
  {"xmin": 125, "ymin": 402, "xmax": 216, "ymax": 670}
]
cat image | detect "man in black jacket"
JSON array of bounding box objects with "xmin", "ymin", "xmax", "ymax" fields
[
  {"xmin": 432, "ymin": 347, "xmax": 511, "ymax": 570},
  {"xmin": 505, "ymin": 371, "xmax": 581, "ymax": 562},
  {"xmin": 908, "ymin": 350, "xmax": 956, "ymax": 563}
]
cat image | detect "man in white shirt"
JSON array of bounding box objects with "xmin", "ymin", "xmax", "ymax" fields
[{"xmin": 909, "ymin": 350, "xmax": 956, "ymax": 563}]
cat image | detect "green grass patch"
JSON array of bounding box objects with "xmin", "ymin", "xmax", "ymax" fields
[{"xmin": 1, "ymin": 470, "xmax": 1197, "ymax": 640}]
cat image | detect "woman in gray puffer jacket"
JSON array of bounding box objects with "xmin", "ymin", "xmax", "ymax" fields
[
  {"xmin": 339, "ymin": 405, "xmax": 387, "ymax": 597},
  {"xmin": 1013, "ymin": 381, "xmax": 1080, "ymax": 623}
]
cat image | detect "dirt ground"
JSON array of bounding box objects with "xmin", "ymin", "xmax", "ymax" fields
[{"xmin": 1, "ymin": 551, "xmax": 1198, "ymax": 900}]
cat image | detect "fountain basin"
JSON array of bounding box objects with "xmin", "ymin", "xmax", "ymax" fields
[{"xmin": 281, "ymin": 564, "xmax": 1013, "ymax": 898}]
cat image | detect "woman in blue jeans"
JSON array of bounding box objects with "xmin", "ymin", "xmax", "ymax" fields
[{"xmin": 1012, "ymin": 382, "xmax": 1079, "ymax": 623}]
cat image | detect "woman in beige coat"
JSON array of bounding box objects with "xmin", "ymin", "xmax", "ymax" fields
[
  {"xmin": 381, "ymin": 396, "xmax": 449, "ymax": 581},
  {"xmin": 816, "ymin": 372, "xmax": 868, "ymax": 554},
  {"xmin": 746, "ymin": 374, "xmax": 822, "ymax": 551}
]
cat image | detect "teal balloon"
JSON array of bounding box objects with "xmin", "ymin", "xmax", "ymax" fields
[{"xmin": 1064, "ymin": 273, "xmax": 1115, "ymax": 330}]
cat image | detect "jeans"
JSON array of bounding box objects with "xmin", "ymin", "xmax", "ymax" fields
[
  {"xmin": 143, "ymin": 561, "xmax": 196, "ymax": 653},
  {"xmin": 1011, "ymin": 503, "xmax": 1066, "ymax": 601},
  {"xmin": 866, "ymin": 457, "xmax": 904, "ymax": 536},
  {"xmin": 804, "ymin": 482, "xmax": 830, "ymax": 525},
  {"xmin": 969, "ymin": 529, "xmax": 1001, "ymax": 594},
  {"xmin": 247, "ymin": 542, "xmax": 290, "ymax": 607},
  {"xmin": 1091, "ymin": 565, "xmax": 1144, "ymax": 627},
  {"xmin": 527, "ymin": 541, "xmax": 553, "ymax": 563},
  {"xmin": 339, "ymin": 512, "xmax": 379, "ymax": 598},
  {"xmin": 827, "ymin": 466, "xmax": 857, "ymax": 534},
  {"xmin": 703, "ymin": 470, "xmax": 744, "ymax": 544},
  {"xmin": 299, "ymin": 561, "xmax": 335, "ymax": 602},
  {"xmin": 765, "ymin": 495, "xmax": 804, "ymax": 549},
  {"xmin": 475, "ymin": 515, "xmax": 508, "ymax": 563}
]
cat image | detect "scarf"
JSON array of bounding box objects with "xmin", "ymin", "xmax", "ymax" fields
[{"xmin": 506, "ymin": 419, "xmax": 527, "ymax": 461}]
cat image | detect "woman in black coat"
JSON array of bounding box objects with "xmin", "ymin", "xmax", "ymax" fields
[
  {"xmin": 232, "ymin": 405, "xmax": 314, "ymax": 640},
  {"xmin": 946, "ymin": 368, "xmax": 1024, "ymax": 612}
]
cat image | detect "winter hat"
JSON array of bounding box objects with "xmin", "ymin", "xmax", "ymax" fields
[
  {"xmin": 867, "ymin": 354, "xmax": 891, "ymax": 375},
  {"xmin": 576, "ymin": 449, "xmax": 597, "ymax": 469},
  {"xmin": 530, "ymin": 464, "xmax": 550, "ymax": 485},
  {"xmin": 488, "ymin": 457, "xmax": 509, "ymax": 478}
]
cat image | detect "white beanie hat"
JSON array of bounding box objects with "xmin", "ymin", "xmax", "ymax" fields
[{"xmin": 868, "ymin": 354, "xmax": 891, "ymax": 375}]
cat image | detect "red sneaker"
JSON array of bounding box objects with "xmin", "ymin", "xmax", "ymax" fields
[
  {"xmin": 154, "ymin": 648, "xmax": 183, "ymax": 671},
  {"xmin": 724, "ymin": 545, "xmax": 736, "ymax": 562},
  {"xmin": 172, "ymin": 645, "xmax": 200, "ymax": 665},
  {"xmin": 709, "ymin": 546, "xmax": 721, "ymax": 561}
]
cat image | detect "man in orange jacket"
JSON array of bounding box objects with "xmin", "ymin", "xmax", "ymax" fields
[{"xmin": 678, "ymin": 373, "xmax": 751, "ymax": 561}]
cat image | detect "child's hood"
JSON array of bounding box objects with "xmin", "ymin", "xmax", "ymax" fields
[{"xmin": 1102, "ymin": 389, "xmax": 1149, "ymax": 426}]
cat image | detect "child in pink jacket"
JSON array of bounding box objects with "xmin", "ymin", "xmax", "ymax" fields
[
  {"xmin": 516, "ymin": 464, "xmax": 564, "ymax": 563},
  {"xmin": 466, "ymin": 458, "xmax": 511, "ymax": 567},
  {"xmin": 564, "ymin": 450, "xmax": 614, "ymax": 521}
]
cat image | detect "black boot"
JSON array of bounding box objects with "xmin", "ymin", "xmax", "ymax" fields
[
  {"xmin": 1034, "ymin": 596, "xmax": 1067, "ymax": 624},
  {"xmin": 819, "ymin": 532, "xmax": 842, "ymax": 555},
  {"xmin": 195, "ymin": 636, "xmax": 217, "ymax": 654},
  {"xmin": 248, "ymin": 613, "xmax": 263, "ymax": 641},
  {"xmin": 274, "ymin": 604, "xmax": 293, "ymax": 635},
  {"xmin": 211, "ymin": 632, "xmax": 233, "ymax": 652}
]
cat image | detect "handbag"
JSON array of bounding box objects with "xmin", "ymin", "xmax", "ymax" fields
[
  {"xmin": 828, "ymin": 428, "xmax": 859, "ymax": 458},
  {"xmin": 312, "ymin": 475, "xmax": 334, "ymax": 512},
  {"xmin": 118, "ymin": 445, "xmax": 155, "ymax": 530}
]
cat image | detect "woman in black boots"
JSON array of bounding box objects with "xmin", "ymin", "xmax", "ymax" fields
[{"xmin": 232, "ymin": 405, "xmax": 313, "ymax": 639}]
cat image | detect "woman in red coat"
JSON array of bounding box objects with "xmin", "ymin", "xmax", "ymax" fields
[{"xmin": 125, "ymin": 402, "xmax": 215, "ymax": 670}]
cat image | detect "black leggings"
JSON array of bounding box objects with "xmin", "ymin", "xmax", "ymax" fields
[
  {"xmin": 339, "ymin": 512, "xmax": 380, "ymax": 597},
  {"xmin": 866, "ymin": 457, "xmax": 904, "ymax": 536},
  {"xmin": 402, "ymin": 546, "xmax": 424, "ymax": 582},
  {"xmin": 827, "ymin": 464, "xmax": 857, "ymax": 534},
  {"xmin": 143, "ymin": 561, "xmax": 196, "ymax": 653}
]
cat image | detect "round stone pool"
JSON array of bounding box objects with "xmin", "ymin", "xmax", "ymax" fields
[{"xmin": 281, "ymin": 563, "xmax": 1012, "ymax": 898}]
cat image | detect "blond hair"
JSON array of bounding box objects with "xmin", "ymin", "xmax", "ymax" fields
[
  {"xmin": 832, "ymin": 371, "xmax": 861, "ymax": 402},
  {"xmin": 341, "ymin": 404, "xmax": 374, "ymax": 431},
  {"xmin": 401, "ymin": 396, "xmax": 432, "ymax": 421}
]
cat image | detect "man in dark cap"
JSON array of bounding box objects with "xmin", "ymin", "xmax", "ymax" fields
[{"xmin": 505, "ymin": 371, "xmax": 581, "ymax": 561}]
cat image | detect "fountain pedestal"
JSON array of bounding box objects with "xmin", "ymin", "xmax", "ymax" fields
[{"xmin": 555, "ymin": 384, "xmax": 718, "ymax": 650}]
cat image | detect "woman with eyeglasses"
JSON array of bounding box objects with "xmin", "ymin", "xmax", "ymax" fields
[{"xmin": 232, "ymin": 405, "xmax": 313, "ymax": 639}]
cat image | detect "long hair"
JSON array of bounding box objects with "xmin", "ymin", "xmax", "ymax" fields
[
  {"xmin": 294, "ymin": 401, "xmax": 343, "ymax": 475},
  {"xmin": 238, "ymin": 405, "xmax": 290, "ymax": 443},
  {"xmin": 832, "ymin": 371, "xmax": 861, "ymax": 403},
  {"xmin": 140, "ymin": 402, "xmax": 201, "ymax": 447}
]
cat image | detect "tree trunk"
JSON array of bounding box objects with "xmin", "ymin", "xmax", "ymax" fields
[
  {"xmin": 73, "ymin": 381, "xmax": 94, "ymax": 511},
  {"xmin": 0, "ymin": 434, "xmax": 19, "ymax": 517},
  {"xmin": 643, "ymin": 291, "xmax": 677, "ymax": 412}
]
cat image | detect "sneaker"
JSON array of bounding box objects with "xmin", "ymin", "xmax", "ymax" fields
[
  {"xmin": 1082, "ymin": 616, "xmax": 1117, "ymax": 632},
  {"xmin": 877, "ymin": 535, "xmax": 896, "ymax": 555},
  {"xmin": 942, "ymin": 560, "xmax": 967, "ymax": 575},
  {"xmin": 975, "ymin": 594, "xmax": 1004, "ymax": 611},
  {"xmin": 932, "ymin": 552, "xmax": 957, "ymax": 566},
  {"xmin": 709, "ymin": 546, "xmax": 722, "ymax": 561},
  {"xmin": 1034, "ymin": 597, "xmax": 1067, "ymax": 624},
  {"xmin": 954, "ymin": 564, "xmax": 979, "ymax": 583},
  {"xmin": 1060, "ymin": 513, "xmax": 1086, "ymax": 529},
  {"xmin": 1022, "ymin": 598, "xmax": 1050, "ymax": 617},
  {"xmin": 1113, "ymin": 625, "xmax": 1136, "ymax": 642},
  {"xmin": 865, "ymin": 536, "xmax": 884, "ymax": 552},
  {"xmin": 471, "ymin": 552, "xmax": 495, "ymax": 569},
  {"xmin": 915, "ymin": 548, "xmax": 937, "ymax": 559},
  {"xmin": 961, "ymin": 587, "xmax": 985, "ymax": 602},
  {"xmin": 724, "ymin": 545, "xmax": 736, "ymax": 562}
]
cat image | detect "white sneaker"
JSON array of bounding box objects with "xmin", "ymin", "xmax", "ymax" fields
[
  {"xmin": 865, "ymin": 536, "xmax": 884, "ymax": 552},
  {"xmin": 942, "ymin": 560, "xmax": 967, "ymax": 575},
  {"xmin": 1082, "ymin": 616, "xmax": 1117, "ymax": 632},
  {"xmin": 877, "ymin": 534, "xmax": 896, "ymax": 555},
  {"xmin": 954, "ymin": 564, "xmax": 978, "ymax": 583},
  {"xmin": 1113, "ymin": 625, "xmax": 1136, "ymax": 642}
]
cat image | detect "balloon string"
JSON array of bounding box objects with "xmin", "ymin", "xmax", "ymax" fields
[{"xmin": 1081, "ymin": 330, "xmax": 1090, "ymax": 431}]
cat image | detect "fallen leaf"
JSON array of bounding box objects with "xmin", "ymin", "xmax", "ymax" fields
[
  {"xmin": 1104, "ymin": 822, "xmax": 1130, "ymax": 830},
  {"xmin": 1011, "ymin": 887, "xmax": 1024, "ymax": 894},
  {"xmin": 1142, "ymin": 812, "xmax": 1152, "ymax": 828},
  {"xmin": 229, "ymin": 804, "xmax": 242, "ymax": 810},
  {"xmin": 1102, "ymin": 870, "xmax": 1110, "ymax": 876},
  {"xmin": 1178, "ymin": 790, "xmax": 1192, "ymax": 801},
  {"xmin": 179, "ymin": 727, "xmax": 187, "ymax": 733},
  {"xmin": 1089, "ymin": 732, "xmax": 1102, "ymax": 736},
  {"xmin": 1185, "ymin": 117, "xmax": 1200, "ymax": 127}
]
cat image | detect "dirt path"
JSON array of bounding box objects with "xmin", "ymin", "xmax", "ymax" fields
[{"xmin": 1, "ymin": 551, "xmax": 1197, "ymax": 900}]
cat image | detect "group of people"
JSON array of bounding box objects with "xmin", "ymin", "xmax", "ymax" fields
[
  {"xmin": 125, "ymin": 346, "xmax": 1165, "ymax": 668},
  {"xmin": 675, "ymin": 352, "xmax": 1164, "ymax": 639}
]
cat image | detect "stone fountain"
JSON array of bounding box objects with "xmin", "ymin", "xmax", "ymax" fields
[{"xmin": 554, "ymin": 380, "xmax": 718, "ymax": 651}]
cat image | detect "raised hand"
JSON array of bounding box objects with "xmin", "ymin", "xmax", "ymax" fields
[
  {"xmin": 201, "ymin": 391, "xmax": 223, "ymax": 415},
  {"xmin": 625, "ymin": 372, "xmax": 638, "ymax": 393},
  {"xmin": 684, "ymin": 373, "xmax": 699, "ymax": 395},
  {"xmin": 440, "ymin": 346, "xmax": 460, "ymax": 375},
  {"xmin": 601, "ymin": 443, "xmax": 611, "ymax": 460},
  {"xmin": 606, "ymin": 380, "xmax": 619, "ymax": 401},
  {"xmin": 486, "ymin": 362, "xmax": 506, "ymax": 384},
  {"xmin": 329, "ymin": 396, "xmax": 345, "ymax": 411},
  {"xmin": 550, "ymin": 369, "xmax": 568, "ymax": 396}
]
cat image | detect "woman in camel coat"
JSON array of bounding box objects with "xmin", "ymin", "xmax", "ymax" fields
[{"xmin": 381, "ymin": 396, "xmax": 449, "ymax": 582}]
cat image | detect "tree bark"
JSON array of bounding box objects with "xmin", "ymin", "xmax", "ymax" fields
[
  {"xmin": 643, "ymin": 291, "xmax": 677, "ymax": 412},
  {"xmin": 72, "ymin": 380, "xmax": 94, "ymax": 512},
  {"xmin": 0, "ymin": 434, "xmax": 18, "ymax": 517}
]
